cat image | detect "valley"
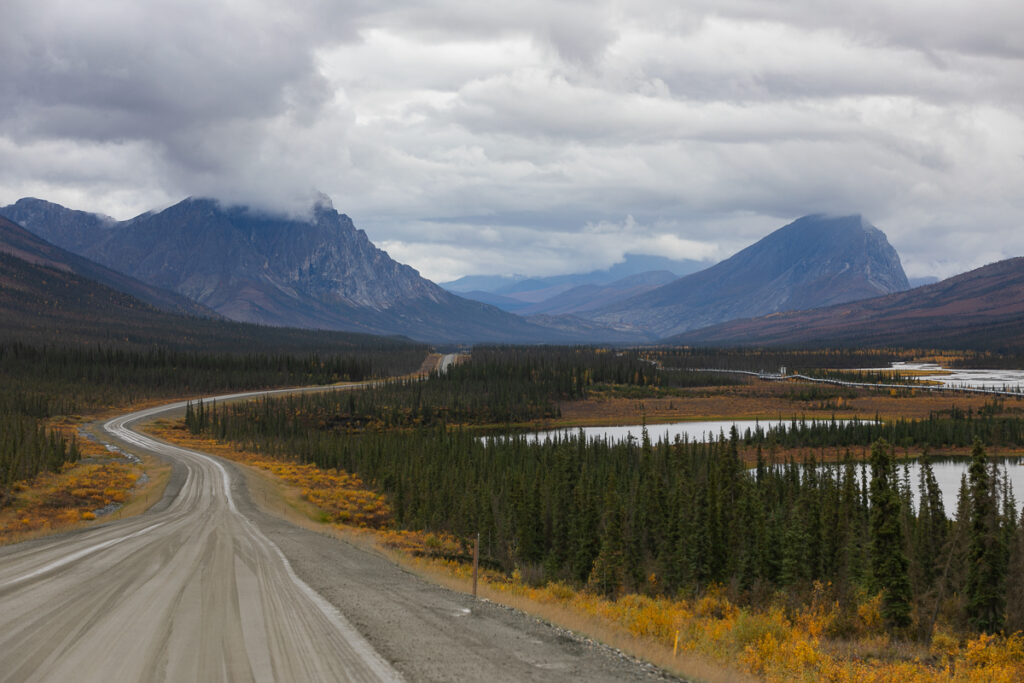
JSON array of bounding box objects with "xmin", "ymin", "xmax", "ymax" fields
[
  {"xmin": 5, "ymin": 5, "xmax": 1021, "ymax": 681},
  {"xmin": 3, "ymin": 199, "xmax": 1024, "ymax": 681}
]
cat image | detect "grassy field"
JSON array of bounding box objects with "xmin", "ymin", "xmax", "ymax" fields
[{"xmin": 554, "ymin": 380, "xmax": 1015, "ymax": 425}]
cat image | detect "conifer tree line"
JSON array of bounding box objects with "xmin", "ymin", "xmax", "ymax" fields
[
  {"xmin": 0, "ymin": 340, "xmax": 425, "ymax": 507},
  {"xmin": 188, "ymin": 346, "xmax": 741, "ymax": 430},
  {"xmin": 0, "ymin": 342, "xmax": 425, "ymax": 417},
  {"xmin": 653, "ymin": 346, "xmax": 1024, "ymax": 373},
  {"xmin": 0, "ymin": 413, "xmax": 79, "ymax": 508},
  {"xmin": 736, "ymin": 407, "xmax": 1024, "ymax": 450},
  {"xmin": 652, "ymin": 347, "xmax": 906, "ymax": 372}
]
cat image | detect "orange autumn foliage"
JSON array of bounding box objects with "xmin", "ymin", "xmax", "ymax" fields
[
  {"xmin": 0, "ymin": 462, "xmax": 138, "ymax": 541},
  {"xmin": 151, "ymin": 423, "xmax": 393, "ymax": 529},
  {"xmin": 260, "ymin": 461, "xmax": 391, "ymax": 528}
]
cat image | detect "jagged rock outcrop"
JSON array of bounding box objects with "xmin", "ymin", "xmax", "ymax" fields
[{"xmin": 1, "ymin": 197, "xmax": 569, "ymax": 343}]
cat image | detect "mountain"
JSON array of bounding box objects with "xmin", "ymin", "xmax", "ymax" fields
[
  {"xmin": 583, "ymin": 214, "xmax": 909, "ymax": 338},
  {"xmin": 0, "ymin": 229, "xmax": 421, "ymax": 354},
  {"xmin": 1, "ymin": 197, "xmax": 573, "ymax": 344},
  {"xmin": 520, "ymin": 271, "xmax": 678, "ymax": 317},
  {"xmin": 456, "ymin": 271, "xmax": 679, "ymax": 320},
  {"xmin": 441, "ymin": 253, "xmax": 705, "ymax": 315},
  {"xmin": 454, "ymin": 290, "xmax": 535, "ymax": 313},
  {"xmin": 668, "ymin": 257, "xmax": 1024, "ymax": 350},
  {"xmin": 441, "ymin": 274, "xmax": 523, "ymax": 294},
  {"xmin": 444, "ymin": 256, "xmax": 701, "ymax": 318},
  {"xmin": 0, "ymin": 215, "xmax": 216, "ymax": 318},
  {"xmin": 441, "ymin": 253, "xmax": 704, "ymax": 295}
]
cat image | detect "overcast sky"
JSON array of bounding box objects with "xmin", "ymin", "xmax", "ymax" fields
[{"xmin": 2, "ymin": 1, "xmax": 1022, "ymax": 282}]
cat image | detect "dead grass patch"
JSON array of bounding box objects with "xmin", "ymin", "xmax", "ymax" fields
[{"xmin": 553, "ymin": 381, "xmax": 1011, "ymax": 427}]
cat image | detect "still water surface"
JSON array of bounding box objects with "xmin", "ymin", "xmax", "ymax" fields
[{"xmin": 525, "ymin": 419, "xmax": 833, "ymax": 446}]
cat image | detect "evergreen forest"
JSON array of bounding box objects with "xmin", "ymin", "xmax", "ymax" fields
[{"xmin": 187, "ymin": 346, "xmax": 1024, "ymax": 637}]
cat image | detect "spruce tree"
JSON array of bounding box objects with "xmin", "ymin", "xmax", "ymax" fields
[
  {"xmin": 965, "ymin": 439, "xmax": 1006, "ymax": 633},
  {"xmin": 869, "ymin": 439, "xmax": 912, "ymax": 631},
  {"xmin": 588, "ymin": 485, "xmax": 626, "ymax": 598},
  {"xmin": 912, "ymin": 449, "xmax": 946, "ymax": 598},
  {"xmin": 1005, "ymin": 518, "xmax": 1024, "ymax": 632}
]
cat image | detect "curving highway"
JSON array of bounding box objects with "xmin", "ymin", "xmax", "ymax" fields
[
  {"xmin": 0, "ymin": 389, "xmax": 668, "ymax": 683},
  {"xmin": 0, "ymin": 392, "xmax": 399, "ymax": 682}
]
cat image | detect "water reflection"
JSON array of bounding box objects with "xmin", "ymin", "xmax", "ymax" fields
[{"xmin": 524, "ymin": 419, "xmax": 842, "ymax": 447}]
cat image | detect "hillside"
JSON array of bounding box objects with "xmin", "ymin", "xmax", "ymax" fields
[
  {"xmin": 1, "ymin": 197, "xmax": 571, "ymax": 344},
  {"xmin": 0, "ymin": 242, "xmax": 421, "ymax": 355},
  {"xmin": 585, "ymin": 214, "xmax": 909, "ymax": 338},
  {"xmin": 669, "ymin": 257, "xmax": 1024, "ymax": 350},
  {"xmin": 0, "ymin": 215, "xmax": 216, "ymax": 318}
]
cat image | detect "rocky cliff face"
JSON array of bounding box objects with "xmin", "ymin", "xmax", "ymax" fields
[
  {"xmin": 587, "ymin": 214, "xmax": 910, "ymax": 338},
  {"xmin": 1, "ymin": 196, "xmax": 567, "ymax": 343}
]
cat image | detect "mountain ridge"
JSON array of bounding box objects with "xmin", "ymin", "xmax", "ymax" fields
[
  {"xmin": 667, "ymin": 257, "xmax": 1024, "ymax": 350},
  {"xmin": 583, "ymin": 214, "xmax": 910, "ymax": 337},
  {"xmin": 0, "ymin": 232, "xmax": 422, "ymax": 354},
  {"xmin": 1, "ymin": 197, "xmax": 583, "ymax": 344},
  {"xmin": 0, "ymin": 213, "xmax": 218, "ymax": 319}
]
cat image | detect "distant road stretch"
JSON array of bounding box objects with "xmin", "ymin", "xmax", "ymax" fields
[
  {"xmin": 0, "ymin": 386, "xmax": 664, "ymax": 683},
  {"xmin": 437, "ymin": 353, "xmax": 457, "ymax": 374}
]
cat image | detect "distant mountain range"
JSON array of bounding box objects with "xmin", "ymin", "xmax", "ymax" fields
[
  {"xmin": 441, "ymin": 254, "xmax": 704, "ymax": 315},
  {"xmin": 667, "ymin": 257, "xmax": 1024, "ymax": 350},
  {"xmin": 444, "ymin": 215, "xmax": 912, "ymax": 341},
  {"xmin": 1, "ymin": 197, "xmax": 574, "ymax": 344},
  {"xmin": 579, "ymin": 214, "xmax": 910, "ymax": 338},
  {"xmin": 7, "ymin": 196, "xmax": 983, "ymax": 348}
]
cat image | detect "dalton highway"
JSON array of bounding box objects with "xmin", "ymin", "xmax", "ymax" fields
[{"xmin": 0, "ymin": 387, "xmax": 666, "ymax": 683}]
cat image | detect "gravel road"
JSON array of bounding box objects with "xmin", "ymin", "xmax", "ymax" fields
[{"xmin": 0, "ymin": 390, "xmax": 677, "ymax": 682}]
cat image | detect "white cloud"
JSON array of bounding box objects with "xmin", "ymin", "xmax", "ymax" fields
[{"xmin": 1, "ymin": 0, "xmax": 1022, "ymax": 280}]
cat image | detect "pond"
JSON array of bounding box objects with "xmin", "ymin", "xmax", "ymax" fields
[{"xmin": 523, "ymin": 419, "xmax": 847, "ymax": 447}]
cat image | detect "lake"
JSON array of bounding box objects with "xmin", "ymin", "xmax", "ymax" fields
[{"xmin": 523, "ymin": 419, "xmax": 847, "ymax": 446}]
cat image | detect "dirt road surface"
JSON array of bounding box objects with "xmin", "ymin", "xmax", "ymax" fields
[{"xmin": 0, "ymin": 392, "xmax": 674, "ymax": 682}]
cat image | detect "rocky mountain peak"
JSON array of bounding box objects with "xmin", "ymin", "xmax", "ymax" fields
[{"xmin": 1, "ymin": 194, "xmax": 568, "ymax": 343}]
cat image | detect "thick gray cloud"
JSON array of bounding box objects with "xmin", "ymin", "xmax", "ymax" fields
[{"xmin": 1, "ymin": 0, "xmax": 1022, "ymax": 282}]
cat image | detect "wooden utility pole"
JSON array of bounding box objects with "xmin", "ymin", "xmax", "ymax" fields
[{"xmin": 472, "ymin": 533, "xmax": 480, "ymax": 599}]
